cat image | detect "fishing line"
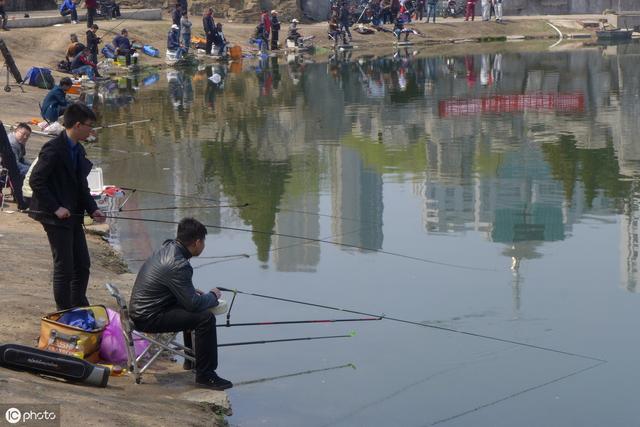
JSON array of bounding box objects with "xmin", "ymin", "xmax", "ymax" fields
[
  {"xmin": 217, "ymin": 287, "xmax": 606, "ymax": 363},
  {"xmin": 125, "ymin": 253, "xmax": 249, "ymax": 262},
  {"xmin": 119, "ymin": 187, "xmax": 224, "ymax": 203},
  {"xmin": 100, "ymin": 214, "xmax": 495, "ymax": 272},
  {"xmin": 219, "ymin": 332, "xmax": 355, "ymax": 347},
  {"xmin": 235, "ymin": 363, "xmax": 355, "ymax": 387},
  {"xmin": 193, "ymin": 225, "xmax": 371, "ymax": 269},
  {"xmin": 217, "ymin": 317, "xmax": 381, "ymax": 328},
  {"xmin": 429, "ymin": 360, "xmax": 607, "ymax": 426},
  {"xmin": 103, "ymin": 203, "xmax": 249, "ymax": 213}
]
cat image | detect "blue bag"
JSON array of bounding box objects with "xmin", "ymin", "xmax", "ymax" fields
[
  {"xmin": 102, "ymin": 44, "xmax": 116, "ymax": 59},
  {"xmin": 142, "ymin": 45, "xmax": 160, "ymax": 57},
  {"xmin": 23, "ymin": 67, "xmax": 55, "ymax": 89}
]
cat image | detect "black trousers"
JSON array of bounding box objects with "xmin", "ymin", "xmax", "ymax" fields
[
  {"xmin": 271, "ymin": 30, "xmax": 279, "ymax": 50},
  {"xmin": 205, "ymin": 33, "xmax": 214, "ymax": 55},
  {"xmin": 134, "ymin": 307, "xmax": 218, "ymax": 379},
  {"xmin": 87, "ymin": 7, "xmax": 96, "ymax": 27},
  {"xmin": 43, "ymin": 222, "xmax": 91, "ymax": 310}
]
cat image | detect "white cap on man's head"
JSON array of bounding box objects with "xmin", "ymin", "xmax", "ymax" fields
[
  {"xmin": 271, "ymin": 9, "xmax": 277, "ymax": 14},
  {"xmin": 291, "ymin": 18, "xmax": 299, "ymax": 23},
  {"xmin": 171, "ymin": 24, "xmax": 179, "ymax": 29}
]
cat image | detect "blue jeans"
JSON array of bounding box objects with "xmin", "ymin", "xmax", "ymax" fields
[
  {"xmin": 427, "ymin": 4, "xmax": 437, "ymax": 22},
  {"xmin": 182, "ymin": 33, "xmax": 190, "ymax": 53},
  {"xmin": 72, "ymin": 65, "xmax": 94, "ymax": 80},
  {"xmin": 60, "ymin": 7, "xmax": 78, "ymax": 22}
]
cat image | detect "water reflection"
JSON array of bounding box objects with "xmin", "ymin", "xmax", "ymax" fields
[{"xmin": 94, "ymin": 41, "xmax": 640, "ymax": 292}]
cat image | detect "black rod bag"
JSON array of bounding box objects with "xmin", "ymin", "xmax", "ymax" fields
[{"xmin": 0, "ymin": 343, "xmax": 110, "ymax": 387}]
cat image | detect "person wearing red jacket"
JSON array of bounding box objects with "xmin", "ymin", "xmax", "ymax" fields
[
  {"xmin": 260, "ymin": 9, "xmax": 271, "ymax": 48},
  {"xmin": 465, "ymin": 0, "xmax": 476, "ymax": 21},
  {"xmin": 70, "ymin": 48, "xmax": 98, "ymax": 80},
  {"xmin": 85, "ymin": 0, "xmax": 97, "ymax": 28}
]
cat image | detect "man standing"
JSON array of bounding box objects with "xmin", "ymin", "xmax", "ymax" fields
[
  {"xmin": 0, "ymin": 0, "xmax": 9, "ymax": 31},
  {"xmin": 339, "ymin": 2, "xmax": 352, "ymax": 42},
  {"xmin": 8, "ymin": 123, "xmax": 32, "ymax": 177},
  {"xmin": 85, "ymin": 0, "xmax": 96, "ymax": 27},
  {"xmin": 481, "ymin": 0, "xmax": 490, "ymax": 21},
  {"xmin": 172, "ymin": 3, "xmax": 182, "ymax": 26},
  {"xmin": 129, "ymin": 217, "xmax": 232, "ymax": 390},
  {"xmin": 260, "ymin": 9, "xmax": 271, "ymax": 50},
  {"xmin": 41, "ymin": 77, "xmax": 73, "ymax": 123},
  {"xmin": 464, "ymin": 0, "xmax": 476, "ymax": 21},
  {"xmin": 426, "ymin": 0, "xmax": 437, "ymax": 23},
  {"xmin": 86, "ymin": 24, "xmax": 101, "ymax": 65},
  {"xmin": 180, "ymin": 12, "xmax": 192, "ymax": 54},
  {"xmin": 29, "ymin": 102, "xmax": 105, "ymax": 310},
  {"xmin": 494, "ymin": 0, "xmax": 503, "ymax": 22},
  {"xmin": 270, "ymin": 10, "xmax": 280, "ymax": 50},
  {"xmin": 203, "ymin": 8, "xmax": 215, "ymax": 55}
]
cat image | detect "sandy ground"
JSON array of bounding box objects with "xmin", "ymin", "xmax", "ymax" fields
[{"xmin": 0, "ymin": 13, "xmax": 599, "ymax": 426}]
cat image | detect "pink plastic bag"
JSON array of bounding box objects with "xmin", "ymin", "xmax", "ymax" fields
[{"xmin": 100, "ymin": 308, "xmax": 149, "ymax": 364}]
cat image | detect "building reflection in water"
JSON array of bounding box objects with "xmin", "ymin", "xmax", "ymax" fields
[{"xmin": 94, "ymin": 42, "xmax": 640, "ymax": 292}]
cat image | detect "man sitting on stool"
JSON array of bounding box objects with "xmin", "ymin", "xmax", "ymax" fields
[{"xmin": 129, "ymin": 217, "xmax": 233, "ymax": 390}]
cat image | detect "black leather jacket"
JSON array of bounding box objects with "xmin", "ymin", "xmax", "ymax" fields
[{"xmin": 129, "ymin": 240, "xmax": 218, "ymax": 322}]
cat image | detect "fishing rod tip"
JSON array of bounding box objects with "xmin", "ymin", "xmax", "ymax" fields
[{"xmin": 347, "ymin": 363, "xmax": 357, "ymax": 370}]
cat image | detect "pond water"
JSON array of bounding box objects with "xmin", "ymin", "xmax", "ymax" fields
[{"xmin": 92, "ymin": 41, "xmax": 640, "ymax": 426}]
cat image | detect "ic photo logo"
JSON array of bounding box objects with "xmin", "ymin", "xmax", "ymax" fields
[
  {"xmin": 4, "ymin": 408, "xmax": 21, "ymax": 424},
  {"xmin": 2, "ymin": 406, "xmax": 58, "ymax": 425}
]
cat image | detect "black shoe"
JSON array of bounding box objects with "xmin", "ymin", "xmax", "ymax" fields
[
  {"xmin": 196, "ymin": 373, "xmax": 233, "ymax": 390},
  {"xmin": 183, "ymin": 359, "xmax": 195, "ymax": 371}
]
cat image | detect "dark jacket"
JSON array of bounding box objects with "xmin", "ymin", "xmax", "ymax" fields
[
  {"xmin": 28, "ymin": 131, "xmax": 98, "ymax": 227},
  {"xmin": 172, "ymin": 8, "xmax": 181, "ymax": 26},
  {"xmin": 40, "ymin": 86, "xmax": 69, "ymax": 122},
  {"xmin": 203, "ymin": 14, "xmax": 215, "ymax": 35},
  {"xmin": 70, "ymin": 52, "xmax": 96, "ymax": 70},
  {"xmin": 167, "ymin": 29, "xmax": 180, "ymax": 50},
  {"xmin": 129, "ymin": 240, "xmax": 218, "ymax": 322},
  {"xmin": 271, "ymin": 16, "xmax": 280, "ymax": 32},
  {"xmin": 86, "ymin": 30, "xmax": 101, "ymax": 53},
  {"xmin": 112, "ymin": 34, "xmax": 131, "ymax": 51}
]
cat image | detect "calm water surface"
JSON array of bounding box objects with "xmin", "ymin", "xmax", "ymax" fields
[{"xmin": 92, "ymin": 41, "xmax": 640, "ymax": 426}]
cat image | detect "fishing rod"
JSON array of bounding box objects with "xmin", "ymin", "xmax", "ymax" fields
[
  {"xmin": 21, "ymin": 210, "xmax": 495, "ymax": 271},
  {"xmin": 219, "ymin": 332, "xmax": 355, "ymax": 347},
  {"xmin": 236, "ymin": 363, "xmax": 355, "ymax": 387},
  {"xmin": 119, "ymin": 187, "xmax": 224, "ymax": 203},
  {"xmin": 217, "ymin": 287, "xmax": 606, "ymax": 363},
  {"xmin": 103, "ymin": 202, "xmax": 249, "ymax": 213},
  {"xmin": 218, "ymin": 316, "xmax": 381, "ymax": 328},
  {"xmin": 119, "ymin": 185, "xmax": 379, "ymax": 225},
  {"xmin": 99, "ymin": 7, "xmax": 159, "ymax": 36},
  {"xmin": 100, "ymin": 213, "xmax": 496, "ymax": 272},
  {"xmin": 92, "ymin": 119, "xmax": 153, "ymax": 131},
  {"xmin": 193, "ymin": 225, "xmax": 371, "ymax": 269}
]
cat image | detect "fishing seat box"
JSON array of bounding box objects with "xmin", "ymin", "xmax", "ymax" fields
[{"xmin": 38, "ymin": 305, "xmax": 109, "ymax": 363}]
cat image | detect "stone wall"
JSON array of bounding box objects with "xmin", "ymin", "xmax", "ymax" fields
[{"xmin": 6, "ymin": 0, "xmax": 57, "ymax": 11}]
